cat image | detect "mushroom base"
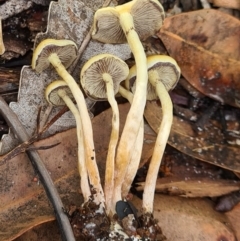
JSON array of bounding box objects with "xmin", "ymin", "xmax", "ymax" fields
[{"xmin": 68, "ymin": 197, "xmax": 110, "ymax": 240}]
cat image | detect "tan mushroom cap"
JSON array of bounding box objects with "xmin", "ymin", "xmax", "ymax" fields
[
  {"xmin": 92, "ymin": 0, "xmax": 164, "ymax": 44},
  {"xmin": 32, "ymin": 39, "xmax": 77, "ymax": 73},
  {"xmin": 45, "ymin": 80, "xmax": 74, "ymax": 106},
  {"xmin": 80, "ymin": 53, "xmax": 129, "ymax": 100}
]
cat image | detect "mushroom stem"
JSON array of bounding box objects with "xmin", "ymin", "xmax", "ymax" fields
[
  {"xmin": 102, "ymin": 73, "xmax": 120, "ymax": 215},
  {"xmin": 142, "ymin": 77, "xmax": 173, "ymax": 214},
  {"xmin": 114, "ymin": 12, "xmax": 148, "ymax": 203},
  {"xmin": 118, "ymin": 86, "xmax": 144, "ymax": 198},
  {"xmin": 57, "ymin": 88, "xmax": 91, "ymax": 202},
  {"xmin": 48, "ymin": 53, "xmax": 104, "ymax": 206},
  {"xmin": 0, "ymin": 18, "xmax": 5, "ymax": 55}
]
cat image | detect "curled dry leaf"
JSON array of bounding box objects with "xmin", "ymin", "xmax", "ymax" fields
[
  {"xmin": 0, "ymin": 0, "xmax": 131, "ymax": 155},
  {"xmin": 158, "ymin": 9, "xmax": 240, "ymax": 107},
  {"xmin": 144, "ymin": 101, "xmax": 240, "ymax": 172},
  {"xmin": 133, "ymin": 194, "xmax": 236, "ymax": 241}
]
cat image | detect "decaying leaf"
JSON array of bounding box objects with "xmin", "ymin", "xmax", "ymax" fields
[
  {"xmin": 158, "ymin": 9, "xmax": 240, "ymax": 107},
  {"xmin": 137, "ymin": 178, "xmax": 240, "ymax": 198},
  {"xmin": 0, "ymin": 103, "xmax": 144, "ymax": 240},
  {"xmin": 0, "ymin": 0, "xmax": 131, "ymax": 155},
  {"xmin": 144, "ymin": 101, "xmax": 240, "ymax": 172},
  {"xmin": 0, "ymin": 129, "xmax": 82, "ymax": 241},
  {"xmin": 133, "ymin": 194, "xmax": 236, "ymax": 241},
  {"xmin": 225, "ymin": 203, "xmax": 240, "ymax": 241}
]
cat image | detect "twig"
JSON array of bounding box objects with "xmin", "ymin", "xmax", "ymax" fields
[
  {"xmin": 0, "ymin": 141, "xmax": 60, "ymax": 164},
  {"xmin": 1, "ymin": 105, "xmax": 68, "ymax": 162},
  {"xmin": 0, "ymin": 96, "xmax": 75, "ymax": 241}
]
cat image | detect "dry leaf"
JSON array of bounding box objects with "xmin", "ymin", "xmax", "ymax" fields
[
  {"xmin": 137, "ymin": 178, "xmax": 240, "ymax": 198},
  {"xmin": 158, "ymin": 9, "xmax": 240, "ymax": 107},
  {"xmin": 0, "ymin": 129, "xmax": 81, "ymax": 241},
  {"xmin": 0, "ymin": 103, "xmax": 154, "ymax": 240},
  {"xmin": 0, "ymin": 0, "xmax": 131, "ymax": 155},
  {"xmin": 14, "ymin": 221, "xmax": 61, "ymax": 241},
  {"xmin": 225, "ymin": 203, "xmax": 240, "ymax": 241},
  {"xmin": 144, "ymin": 101, "xmax": 240, "ymax": 172},
  {"xmin": 133, "ymin": 194, "xmax": 236, "ymax": 241}
]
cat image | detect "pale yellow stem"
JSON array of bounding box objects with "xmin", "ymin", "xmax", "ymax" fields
[
  {"xmin": 58, "ymin": 89, "xmax": 91, "ymax": 202},
  {"xmin": 113, "ymin": 12, "xmax": 148, "ymax": 204},
  {"xmin": 0, "ymin": 19, "xmax": 5, "ymax": 55},
  {"xmin": 118, "ymin": 86, "xmax": 144, "ymax": 198},
  {"xmin": 142, "ymin": 76, "xmax": 173, "ymax": 214},
  {"xmin": 48, "ymin": 53, "xmax": 105, "ymax": 207},
  {"xmin": 102, "ymin": 73, "xmax": 120, "ymax": 215}
]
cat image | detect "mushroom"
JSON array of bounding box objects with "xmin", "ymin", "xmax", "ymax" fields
[
  {"xmin": 92, "ymin": 0, "xmax": 165, "ymax": 205},
  {"xmin": 142, "ymin": 55, "xmax": 181, "ymax": 214},
  {"xmin": 32, "ymin": 39, "xmax": 104, "ymax": 207},
  {"xmin": 80, "ymin": 53, "xmax": 129, "ymax": 215},
  {"xmin": 0, "ymin": 18, "xmax": 5, "ymax": 55},
  {"xmin": 45, "ymin": 80, "xmax": 91, "ymax": 203}
]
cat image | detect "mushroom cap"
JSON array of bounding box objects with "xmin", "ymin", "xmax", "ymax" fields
[
  {"xmin": 80, "ymin": 54, "xmax": 129, "ymax": 100},
  {"xmin": 45, "ymin": 80, "xmax": 74, "ymax": 106},
  {"xmin": 147, "ymin": 55, "xmax": 181, "ymax": 91},
  {"xmin": 92, "ymin": 0, "xmax": 165, "ymax": 44},
  {"xmin": 32, "ymin": 39, "xmax": 77, "ymax": 73},
  {"xmin": 126, "ymin": 55, "xmax": 181, "ymax": 100}
]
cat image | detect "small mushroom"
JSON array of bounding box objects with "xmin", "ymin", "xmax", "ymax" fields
[
  {"xmin": 80, "ymin": 53, "xmax": 129, "ymax": 215},
  {"xmin": 45, "ymin": 80, "xmax": 91, "ymax": 202},
  {"xmin": 142, "ymin": 55, "xmax": 181, "ymax": 214},
  {"xmin": 32, "ymin": 39, "xmax": 104, "ymax": 207},
  {"xmin": 92, "ymin": 0, "xmax": 165, "ymax": 205},
  {"xmin": 0, "ymin": 18, "xmax": 5, "ymax": 55}
]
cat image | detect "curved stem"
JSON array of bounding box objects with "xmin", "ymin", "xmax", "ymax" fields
[
  {"xmin": 142, "ymin": 80, "xmax": 173, "ymax": 213},
  {"xmin": 103, "ymin": 74, "xmax": 120, "ymax": 215},
  {"xmin": 58, "ymin": 89, "xmax": 91, "ymax": 203},
  {"xmin": 113, "ymin": 12, "xmax": 148, "ymax": 204},
  {"xmin": 48, "ymin": 53, "xmax": 105, "ymax": 207}
]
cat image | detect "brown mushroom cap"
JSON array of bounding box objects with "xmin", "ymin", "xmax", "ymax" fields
[
  {"xmin": 32, "ymin": 39, "xmax": 77, "ymax": 73},
  {"xmin": 80, "ymin": 53, "xmax": 129, "ymax": 100},
  {"xmin": 45, "ymin": 80, "xmax": 74, "ymax": 106},
  {"xmin": 92, "ymin": 0, "xmax": 164, "ymax": 44}
]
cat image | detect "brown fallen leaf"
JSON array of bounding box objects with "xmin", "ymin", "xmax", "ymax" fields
[
  {"xmin": 15, "ymin": 221, "xmax": 61, "ymax": 241},
  {"xmin": 225, "ymin": 203, "xmax": 240, "ymax": 241},
  {"xmin": 133, "ymin": 194, "xmax": 236, "ymax": 241},
  {"xmin": 158, "ymin": 9, "xmax": 240, "ymax": 107},
  {"xmin": 0, "ymin": 129, "xmax": 82, "ymax": 241},
  {"xmin": 144, "ymin": 101, "xmax": 240, "ymax": 172},
  {"xmin": 0, "ymin": 103, "xmax": 155, "ymax": 240}
]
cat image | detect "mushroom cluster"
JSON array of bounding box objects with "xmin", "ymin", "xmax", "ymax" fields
[
  {"xmin": 92, "ymin": 0, "xmax": 165, "ymax": 209},
  {"xmin": 30, "ymin": 0, "xmax": 181, "ymax": 239}
]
